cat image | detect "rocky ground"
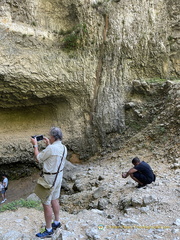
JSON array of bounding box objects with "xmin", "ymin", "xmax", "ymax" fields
[
  {"xmin": 0, "ymin": 80, "xmax": 179, "ymax": 239},
  {"xmin": 0, "ymin": 146, "xmax": 179, "ymax": 240}
]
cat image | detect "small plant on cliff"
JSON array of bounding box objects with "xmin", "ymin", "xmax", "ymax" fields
[
  {"xmin": 0, "ymin": 199, "xmax": 42, "ymax": 212},
  {"xmin": 61, "ymin": 23, "xmax": 88, "ymax": 52},
  {"xmin": 145, "ymin": 78, "xmax": 167, "ymax": 83},
  {"xmin": 31, "ymin": 21, "xmax": 37, "ymax": 27}
]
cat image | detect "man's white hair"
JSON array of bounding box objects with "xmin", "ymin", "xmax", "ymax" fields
[{"xmin": 50, "ymin": 127, "xmax": 62, "ymax": 140}]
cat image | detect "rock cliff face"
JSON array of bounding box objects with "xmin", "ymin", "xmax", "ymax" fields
[{"xmin": 0, "ymin": 0, "xmax": 179, "ymax": 168}]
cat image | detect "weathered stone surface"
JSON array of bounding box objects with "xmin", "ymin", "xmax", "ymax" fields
[
  {"xmin": 97, "ymin": 198, "xmax": 108, "ymax": 210},
  {"xmin": 0, "ymin": 0, "xmax": 179, "ymax": 167},
  {"xmin": 118, "ymin": 196, "xmax": 132, "ymax": 210},
  {"xmin": 1, "ymin": 230, "xmax": 23, "ymax": 240},
  {"xmin": 117, "ymin": 218, "xmax": 140, "ymax": 226},
  {"xmin": 131, "ymin": 196, "xmax": 143, "ymax": 207},
  {"xmin": 58, "ymin": 230, "xmax": 76, "ymax": 240},
  {"xmin": 72, "ymin": 179, "xmax": 85, "ymax": 192},
  {"xmin": 139, "ymin": 206, "xmax": 150, "ymax": 214},
  {"xmin": 92, "ymin": 186, "xmax": 107, "ymax": 199},
  {"xmin": 26, "ymin": 193, "xmax": 40, "ymax": 202},
  {"xmin": 173, "ymin": 219, "xmax": 180, "ymax": 226},
  {"xmin": 62, "ymin": 160, "xmax": 78, "ymax": 181},
  {"xmin": 143, "ymin": 195, "xmax": 157, "ymax": 205},
  {"xmin": 85, "ymin": 228, "xmax": 100, "ymax": 240}
]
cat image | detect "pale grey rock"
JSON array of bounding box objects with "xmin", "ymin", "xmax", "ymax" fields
[
  {"xmin": 76, "ymin": 235, "xmax": 85, "ymax": 239},
  {"xmin": 72, "ymin": 180, "xmax": 85, "ymax": 192},
  {"xmin": 173, "ymin": 219, "xmax": 180, "ymax": 226},
  {"xmin": 14, "ymin": 219, "xmax": 23, "ymax": 223},
  {"xmin": 143, "ymin": 195, "xmax": 157, "ymax": 205},
  {"xmin": 139, "ymin": 206, "xmax": 150, "ymax": 213},
  {"xmin": 97, "ymin": 198, "xmax": 108, "ymax": 210},
  {"xmin": 2, "ymin": 230, "xmax": 23, "ymax": 240},
  {"xmin": 65, "ymin": 221, "xmax": 78, "ymax": 231},
  {"xmin": 125, "ymin": 102, "xmax": 136, "ymax": 110},
  {"xmin": 23, "ymin": 216, "xmax": 29, "ymax": 221},
  {"xmin": 26, "ymin": 193, "xmax": 40, "ymax": 202},
  {"xmin": 91, "ymin": 209, "xmax": 105, "ymax": 216},
  {"xmin": 92, "ymin": 186, "xmax": 106, "ymax": 199},
  {"xmin": 118, "ymin": 196, "xmax": 132, "ymax": 210},
  {"xmin": 85, "ymin": 228, "xmax": 100, "ymax": 240},
  {"xmin": 131, "ymin": 196, "xmax": 143, "ymax": 207},
  {"xmin": 117, "ymin": 218, "xmax": 139, "ymax": 226},
  {"xmin": 88, "ymin": 200, "xmax": 98, "ymax": 209},
  {"xmin": 124, "ymin": 208, "xmax": 134, "ymax": 214},
  {"xmin": 152, "ymin": 235, "xmax": 164, "ymax": 239},
  {"xmin": 171, "ymin": 229, "xmax": 180, "ymax": 234},
  {"xmin": 58, "ymin": 230, "xmax": 76, "ymax": 240},
  {"xmin": 63, "ymin": 160, "xmax": 78, "ymax": 181}
]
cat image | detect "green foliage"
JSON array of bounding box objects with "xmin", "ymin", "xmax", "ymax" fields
[
  {"xmin": 127, "ymin": 121, "xmax": 143, "ymax": 131},
  {"xmin": 155, "ymin": 125, "xmax": 166, "ymax": 135},
  {"xmin": 145, "ymin": 78, "xmax": 167, "ymax": 83},
  {"xmin": 31, "ymin": 21, "xmax": 37, "ymax": 27},
  {"xmin": 0, "ymin": 199, "xmax": 42, "ymax": 212},
  {"xmin": 63, "ymin": 34, "xmax": 78, "ymax": 50},
  {"xmin": 167, "ymin": 36, "xmax": 174, "ymax": 41},
  {"xmin": 61, "ymin": 23, "xmax": 88, "ymax": 52}
]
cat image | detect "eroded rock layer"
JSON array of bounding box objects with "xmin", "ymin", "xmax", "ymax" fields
[{"xmin": 0, "ymin": 0, "xmax": 179, "ymax": 166}]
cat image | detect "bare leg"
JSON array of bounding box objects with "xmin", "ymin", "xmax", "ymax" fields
[
  {"xmin": 51, "ymin": 199, "xmax": 60, "ymax": 222},
  {"xmin": 43, "ymin": 204, "xmax": 53, "ymax": 229},
  {"xmin": 129, "ymin": 173, "xmax": 143, "ymax": 185},
  {"xmin": 2, "ymin": 193, "xmax": 5, "ymax": 201}
]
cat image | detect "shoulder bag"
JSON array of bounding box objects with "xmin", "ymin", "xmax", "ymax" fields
[{"xmin": 34, "ymin": 146, "xmax": 65, "ymax": 202}]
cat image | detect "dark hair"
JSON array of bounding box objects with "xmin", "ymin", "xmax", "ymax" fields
[
  {"xmin": 50, "ymin": 127, "xmax": 63, "ymax": 140},
  {"xmin": 2, "ymin": 174, "xmax": 8, "ymax": 179},
  {"xmin": 132, "ymin": 157, "xmax": 140, "ymax": 164}
]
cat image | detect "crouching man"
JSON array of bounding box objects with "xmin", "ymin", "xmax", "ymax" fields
[{"xmin": 122, "ymin": 157, "xmax": 156, "ymax": 188}]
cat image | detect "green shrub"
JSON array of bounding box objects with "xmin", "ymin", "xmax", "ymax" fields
[
  {"xmin": 62, "ymin": 23, "xmax": 88, "ymax": 52},
  {"xmin": 0, "ymin": 199, "xmax": 42, "ymax": 212},
  {"xmin": 31, "ymin": 21, "xmax": 37, "ymax": 27},
  {"xmin": 145, "ymin": 78, "xmax": 167, "ymax": 83}
]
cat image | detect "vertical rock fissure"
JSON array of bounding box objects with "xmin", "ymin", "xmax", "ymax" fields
[{"xmin": 91, "ymin": 14, "xmax": 109, "ymax": 121}]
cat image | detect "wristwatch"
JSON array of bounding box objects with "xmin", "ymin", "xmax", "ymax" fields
[{"xmin": 33, "ymin": 145, "xmax": 38, "ymax": 148}]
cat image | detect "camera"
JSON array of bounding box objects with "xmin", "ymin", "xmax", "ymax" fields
[{"xmin": 31, "ymin": 135, "xmax": 44, "ymax": 141}]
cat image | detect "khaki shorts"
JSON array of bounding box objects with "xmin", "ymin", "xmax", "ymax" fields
[{"xmin": 43, "ymin": 173, "xmax": 63, "ymax": 205}]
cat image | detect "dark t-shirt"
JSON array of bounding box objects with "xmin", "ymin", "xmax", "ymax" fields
[{"xmin": 134, "ymin": 161, "xmax": 154, "ymax": 182}]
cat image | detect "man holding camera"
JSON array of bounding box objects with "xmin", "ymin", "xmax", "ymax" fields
[{"xmin": 31, "ymin": 127, "xmax": 67, "ymax": 238}]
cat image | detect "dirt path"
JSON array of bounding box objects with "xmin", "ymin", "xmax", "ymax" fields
[{"xmin": 3, "ymin": 172, "xmax": 39, "ymax": 204}]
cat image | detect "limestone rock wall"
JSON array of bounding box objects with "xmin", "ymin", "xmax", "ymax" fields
[{"xmin": 0, "ymin": 0, "xmax": 179, "ymax": 164}]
